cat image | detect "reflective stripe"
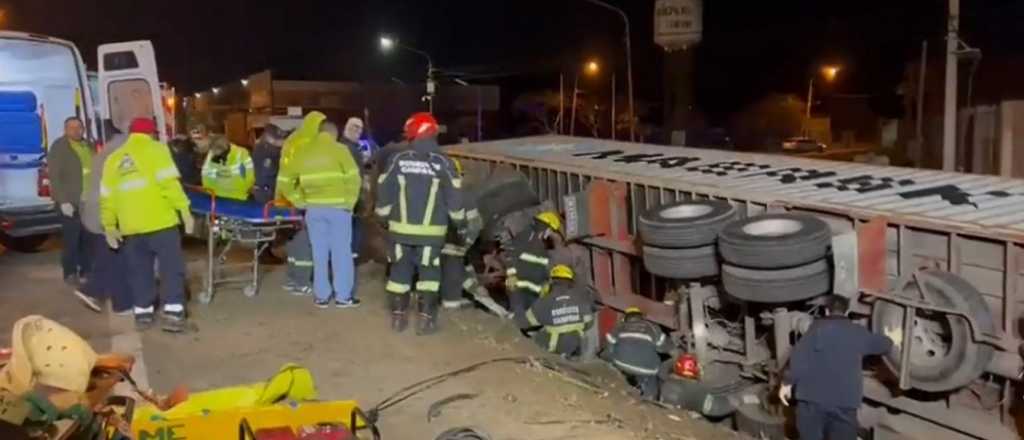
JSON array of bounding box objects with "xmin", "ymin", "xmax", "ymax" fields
[
  {"xmin": 422, "ymin": 177, "xmax": 440, "ymax": 226},
  {"xmin": 119, "ymin": 178, "xmax": 148, "ymax": 192},
  {"xmin": 301, "ymin": 171, "xmax": 346, "ymax": 181},
  {"xmin": 546, "ymin": 323, "xmax": 586, "ymax": 352},
  {"xmin": 461, "ymin": 277, "xmax": 476, "ymax": 290},
  {"xmin": 289, "ymin": 258, "xmax": 313, "ymax": 267},
  {"xmin": 305, "ymin": 197, "xmax": 351, "ymax": 204},
  {"xmin": 657, "ymin": 333, "xmax": 666, "ymax": 346},
  {"xmin": 377, "ymin": 173, "xmax": 388, "ymax": 184},
  {"xmin": 449, "ymin": 209, "xmax": 466, "ymax": 221},
  {"xmin": 515, "ymin": 280, "xmax": 544, "ymax": 293},
  {"xmin": 416, "ymin": 280, "xmax": 440, "ymax": 292},
  {"xmin": 606, "ymin": 333, "xmax": 617, "ymax": 344},
  {"xmin": 277, "ymin": 176, "xmax": 292, "ymax": 183},
  {"xmin": 421, "ymin": 247, "xmax": 432, "ymax": 266},
  {"xmin": 466, "ymin": 208, "xmax": 480, "ymax": 220},
  {"xmin": 375, "ymin": 205, "xmax": 393, "ymax": 216},
  {"xmin": 100, "ymin": 185, "xmax": 111, "ymax": 197},
  {"xmin": 388, "ymin": 222, "xmax": 447, "ymax": 237},
  {"xmin": 506, "ymin": 267, "xmax": 518, "ymax": 276},
  {"xmin": 519, "ymin": 253, "xmax": 549, "ymax": 266},
  {"xmin": 397, "ymin": 175, "xmax": 408, "ymax": 224},
  {"xmin": 394, "ymin": 243, "xmax": 403, "ymax": 261},
  {"xmin": 386, "ymin": 281, "xmax": 411, "ymax": 294},
  {"xmin": 612, "ymin": 359, "xmax": 659, "ymax": 376},
  {"xmin": 526, "ymin": 309, "xmax": 541, "ymax": 327},
  {"xmin": 155, "ymin": 166, "xmax": 180, "ymax": 180},
  {"xmin": 619, "ymin": 332, "xmax": 655, "ymax": 342},
  {"xmin": 451, "ymin": 178, "xmax": 463, "ymax": 189},
  {"xmin": 442, "ymin": 243, "xmax": 466, "ymax": 256}
]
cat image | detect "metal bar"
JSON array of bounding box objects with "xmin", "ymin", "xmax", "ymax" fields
[
  {"xmin": 898, "ymin": 304, "xmax": 916, "ymax": 390},
  {"xmin": 898, "ymin": 225, "xmax": 909, "ymax": 277},
  {"xmin": 864, "ymin": 289, "xmax": 1005, "ymax": 347},
  {"xmin": 950, "ymin": 233, "xmax": 961, "ymax": 274},
  {"xmin": 1004, "ymin": 243, "xmax": 1017, "ymax": 336}
]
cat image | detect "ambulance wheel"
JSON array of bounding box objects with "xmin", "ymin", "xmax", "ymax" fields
[
  {"xmin": 0, "ymin": 232, "xmax": 49, "ymax": 253},
  {"xmin": 871, "ymin": 270, "xmax": 996, "ymax": 392},
  {"xmin": 243, "ymin": 285, "xmax": 258, "ymax": 298},
  {"xmin": 718, "ymin": 213, "xmax": 830, "ymax": 269},
  {"xmin": 638, "ymin": 200, "xmax": 737, "ymax": 248},
  {"xmin": 198, "ymin": 290, "xmax": 213, "ymax": 305},
  {"xmin": 642, "ymin": 245, "xmax": 719, "ymax": 280},
  {"xmin": 721, "ymin": 260, "xmax": 831, "ymax": 303}
]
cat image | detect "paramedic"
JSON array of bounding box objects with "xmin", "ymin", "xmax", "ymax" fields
[
  {"xmin": 604, "ymin": 307, "xmax": 672, "ymax": 399},
  {"xmin": 517, "ymin": 265, "xmax": 593, "ymax": 358},
  {"xmin": 201, "ymin": 135, "xmax": 255, "ymax": 200},
  {"xmin": 49, "ymin": 117, "xmax": 95, "ymax": 286},
  {"xmin": 277, "ymin": 112, "xmax": 326, "ymax": 295},
  {"xmin": 99, "ymin": 118, "xmax": 194, "ymax": 333},
  {"xmin": 375, "ymin": 112, "xmax": 466, "ymax": 335},
  {"xmin": 505, "ymin": 211, "xmax": 563, "ymax": 322}
]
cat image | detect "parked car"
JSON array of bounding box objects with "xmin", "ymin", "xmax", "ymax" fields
[{"xmin": 781, "ymin": 137, "xmax": 827, "ymax": 153}]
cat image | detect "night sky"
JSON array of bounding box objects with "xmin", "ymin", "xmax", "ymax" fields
[{"xmin": 5, "ymin": 0, "xmax": 1024, "ymax": 124}]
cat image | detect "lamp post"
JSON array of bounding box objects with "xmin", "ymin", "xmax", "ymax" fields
[
  {"xmin": 380, "ymin": 35, "xmax": 436, "ymax": 113},
  {"xmin": 583, "ymin": 0, "xmax": 635, "ymax": 141},
  {"xmin": 571, "ymin": 59, "xmax": 601, "ymax": 136},
  {"xmin": 805, "ymin": 65, "xmax": 840, "ymax": 134}
]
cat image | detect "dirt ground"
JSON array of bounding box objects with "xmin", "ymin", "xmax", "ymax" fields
[{"xmin": 1, "ymin": 242, "xmax": 740, "ymax": 440}]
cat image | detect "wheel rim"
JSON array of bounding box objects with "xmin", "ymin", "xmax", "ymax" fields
[
  {"xmin": 908, "ymin": 313, "xmax": 953, "ymax": 368},
  {"xmin": 742, "ymin": 218, "xmax": 803, "ymax": 237},
  {"xmin": 661, "ymin": 204, "xmax": 713, "ymax": 219}
]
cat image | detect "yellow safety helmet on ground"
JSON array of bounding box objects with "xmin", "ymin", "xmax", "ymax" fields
[
  {"xmin": 451, "ymin": 158, "xmax": 464, "ymax": 176},
  {"xmin": 535, "ymin": 211, "xmax": 562, "ymax": 233},
  {"xmin": 550, "ymin": 264, "xmax": 575, "ymax": 280}
]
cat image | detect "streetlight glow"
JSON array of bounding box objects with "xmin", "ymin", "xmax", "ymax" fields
[
  {"xmin": 380, "ymin": 36, "xmax": 395, "ymax": 52},
  {"xmin": 212, "ymin": 87, "xmax": 220, "ymax": 95},
  {"xmin": 821, "ymin": 65, "xmax": 840, "ymax": 81},
  {"xmin": 585, "ymin": 60, "xmax": 600, "ymax": 76},
  {"xmin": 240, "ymin": 79, "xmax": 249, "ymax": 87}
]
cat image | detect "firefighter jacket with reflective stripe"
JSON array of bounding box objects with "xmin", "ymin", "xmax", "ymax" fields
[
  {"xmin": 202, "ymin": 144, "xmax": 255, "ymax": 200},
  {"xmin": 277, "ymin": 132, "xmax": 361, "ymax": 210},
  {"xmin": 277, "ymin": 112, "xmax": 326, "ymax": 200},
  {"xmin": 442, "ymin": 197, "xmax": 482, "ymax": 257},
  {"xmin": 521, "ymin": 281, "xmax": 594, "ymax": 352},
  {"xmin": 504, "ymin": 222, "xmax": 550, "ymax": 293},
  {"xmin": 375, "ymin": 138, "xmax": 465, "ymax": 246},
  {"xmin": 606, "ymin": 318, "xmax": 669, "ymax": 376},
  {"xmin": 100, "ymin": 134, "xmax": 190, "ymax": 236}
]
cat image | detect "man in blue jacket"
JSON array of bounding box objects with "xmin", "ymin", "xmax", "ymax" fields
[{"xmin": 780, "ymin": 295, "xmax": 898, "ymax": 440}]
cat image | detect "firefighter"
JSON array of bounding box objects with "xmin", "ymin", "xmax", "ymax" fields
[
  {"xmin": 504, "ymin": 211, "xmax": 563, "ymax": 322},
  {"xmin": 277, "ymin": 112, "xmax": 327, "ymax": 295},
  {"xmin": 779, "ymin": 295, "xmax": 896, "ymax": 440},
  {"xmin": 201, "ymin": 134, "xmax": 255, "ymax": 200},
  {"xmin": 375, "ymin": 112, "xmax": 466, "ymax": 335},
  {"xmin": 99, "ymin": 118, "xmax": 194, "ymax": 332},
  {"xmin": 440, "ymin": 158, "xmax": 485, "ymax": 309},
  {"xmin": 604, "ymin": 307, "xmax": 672, "ymax": 399},
  {"xmin": 517, "ymin": 264, "xmax": 594, "ymax": 358}
]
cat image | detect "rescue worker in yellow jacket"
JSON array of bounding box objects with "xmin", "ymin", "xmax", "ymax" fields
[
  {"xmin": 277, "ymin": 121, "xmax": 362, "ymax": 308},
  {"xmin": 99, "ymin": 118, "xmax": 194, "ymax": 333},
  {"xmin": 376, "ymin": 112, "xmax": 466, "ymax": 335},
  {"xmin": 518, "ymin": 265, "xmax": 594, "ymax": 358},
  {"xmin": 505, "ymin": 211, "xmax": 563, "ymax": 323},
  {"xmin": 277, "ymin": 112, "xmax": 327, "ymax": 296},
  {"xmin": 201, "ymin": 134, "xmax": 255, "ymax": 200}
]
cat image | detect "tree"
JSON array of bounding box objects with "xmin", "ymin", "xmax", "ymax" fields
[{"xmin": 730, "ymin": 93, "xmax": 805, "ymax": 151}]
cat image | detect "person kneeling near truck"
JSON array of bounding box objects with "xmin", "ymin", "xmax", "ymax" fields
[
  {"xmin": 779, "ymin": 295, "xmax": 899, "ymax": 440},
  {"xmin": 603, "ymin": 307, "xmax": 672, "ymax": 400},
  {"xmin": 516, "ymin": 264, "xmax": 593, "ymax": 358}
]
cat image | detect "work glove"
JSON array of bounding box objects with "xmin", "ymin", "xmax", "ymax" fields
[
  {"xmin": 778, "ymin": 384, "xmax": 793, "ymax": 407},
  {"xmin": 181, "ymin": 213, "xmax": 196, "ymax": 235},
  {"xmin": 884, "ymin": 325, "xmax": 903, "ymax": 349},
  {"xmin": 105, "ymin": 230, "xmax": 123, "ymax": 250},
  {"xmin": 60, "ymin": 203, "xmax": 74, "ymax": 217}
]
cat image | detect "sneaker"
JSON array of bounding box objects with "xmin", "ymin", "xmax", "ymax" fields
[
  {"xmin": 73, "ymin": 290, "xmax": 102, "ymax": 313},
  {"xmin": 335, "ymin": 298, "xmax": 362, "ymax": 309},
  {"xmin": 314, "ymin": 298, "xmax": 331, "ymax": 309},
  {"xmin": 134, "ymin": 312, "xmax": 155, "ymax": 331},
  {"xmin": 286, "ymin": 284, "xmax": 313, "ymax": 296},
  {"xmin": 161, "ymin": 310, "xmax": 187, "ymax": 333}
]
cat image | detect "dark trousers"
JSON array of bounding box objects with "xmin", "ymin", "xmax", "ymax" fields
[
  {"xmin": 60, "ymin": 213, "xmax": 95, "ymax": 279},
  {"xmin": 635, "ymin": 374, "xmax": 660, "ymax": 400},
  {"xmin": 351, "ymin": 216, "xmax": 362, "ymax": 257},
  {"xmin": 796, "ymin": 401, "xmax": 858, "ymax": 440},
  {"xmin": 386, "ymin": 243, "xmax": 441, "ymax": 297},
  {"xmin": 123, "ymin": 227, "xmax": 186, "ymax": 309},
  {"xmin": 509, "ymin": 287, "xmax": 540, "ymax": 326},
  {"xmin": 286, "ymin": 227, "xmax": 313, "ymax": 288},
  {"xmin": 532, "ymin": 330, "xmax": 582, "ymax": 356},
  {"xmin": 441, "ymin": 254, "xmax": 465, "ymax": 302},
  {"xmin": 81, "ymin": 237, "xmax": 132, "ymax": 312}
]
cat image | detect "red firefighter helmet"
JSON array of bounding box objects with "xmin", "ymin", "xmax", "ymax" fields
[
  {"xmin": 404, "ymin": 112, "xmax": 439, "ymax": 141},
  {"xmin": 674, "ymin": 353, "xmax": 700, "ymax": 379}
]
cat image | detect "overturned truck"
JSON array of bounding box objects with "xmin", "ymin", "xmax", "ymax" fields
[{"xmin": 446, "ymin": 135, "xmax": 1024, "ymax": 440}]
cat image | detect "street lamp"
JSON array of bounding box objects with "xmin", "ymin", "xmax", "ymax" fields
[
  {"xmin": 805, "ymin": 64, "xmax": 840, "ymax": 128},
  {"xmin": 379, "ymin": 33, "xmax": 436, "ymax": 112},
  {"xmin": 585, "ymin": 60, "xmax": 600, "ymax": 76},
  {"xmin": 582, "ymin": 0, "xmax": 635, "ymax": 142},
  {"xmin": 571, "ymin": 59, "xmax": 604, "ymax": 136}
]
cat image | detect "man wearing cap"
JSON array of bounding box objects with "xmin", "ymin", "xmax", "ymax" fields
[
  {"xmin": 517, "ymin": 265, "xmax": 594, "ymax": 358},
  {"xmin": 99, "ymin": 118, "xmax": 194, "ymax": 333},
  {"xmin": 604, "ymin": 307, "xmax": 672, "ymax": 399}
]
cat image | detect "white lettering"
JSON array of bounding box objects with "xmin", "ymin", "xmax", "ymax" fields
[{"xmin": 399, "ymin": 160, "xmax": 437, "ymax": 176}]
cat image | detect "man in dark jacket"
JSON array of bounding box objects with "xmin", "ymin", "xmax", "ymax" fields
[
  {"xmin": 168, "ymin": 136, "xmax": 200, "ymax": 187},
  {"xmin": 375, "ymin": 112, "xmax": 466, "ymax": 335},
  {"xmin": 48, "ymin": 117, "xmax": 95, "ymax": 285},
  {"xmin": 251, "ymin": 123, "xmax": 288, "ymax": 204},
  {"xmin": 780, "ymin": 295, "xmax": 896, "ymax": 440}
]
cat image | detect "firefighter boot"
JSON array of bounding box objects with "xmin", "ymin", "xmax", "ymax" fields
[
  {"xmin": 416, "ymin": 293, "xmax": 440, "ymax": 336},
  {"xmin": 389, "ymin": 294, "xmax": 410, "ymax": 333}
]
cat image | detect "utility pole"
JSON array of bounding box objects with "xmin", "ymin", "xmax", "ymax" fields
[
  {"xmin": 571, "ymin": 74, "xmax": 579, "ymax": 136},
  {"xmin": 559, "ymin": 74, "xmax": 565, "ymax": 135},
  {"xmin": 583, "ymin": 0, "xmax": 635, "ymax": 141},
  {"xmin": 611, "ymin": 73, "xmax": 617, "ymax": 140},
  {"xmin": 916, "ymin": 40, "xmax": 928, "ymax": 142},
  {"xmin": 942, "ymin": 0, "xmax": 959, "ymax": 171}
]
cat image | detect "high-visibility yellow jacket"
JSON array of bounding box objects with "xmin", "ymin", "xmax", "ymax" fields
[
  {"xmin": 276, "ymin": 112, "xmax": 326, "ymax": 200},
  {"xmin": 202, "ymin": 144, "xmax": 255, "ymax": 200},
  {"xmin": 277, "ymin": 132, "xmax": 361, "ymax": 210},
  {"xmin": 100, "ymin": 134, "xmax": 190, "ymax": 235}
]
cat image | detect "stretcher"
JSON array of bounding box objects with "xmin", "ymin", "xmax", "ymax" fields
[{"xmin": 187, "ymin": 188, "xmax": 303, "ymax": 304}]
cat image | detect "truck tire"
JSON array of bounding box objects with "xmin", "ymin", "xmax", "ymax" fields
[
  {"xmin": 0, "ymin": 233, "xmax": 49, "ymax": 253},
  {"xmin": 642, "ymin": 245, "xmax": 719, "ymax": 280},
  {"xmin": 658, "ymin": 360, "xmax": 747, "ymax": 418},
  {"xmin": 718, "ymin": 213, "xmax": 830, "ymax": 269},
  {"xmin": 733, "ymin": 385, "xmax": 788, "ymax": 440},
  {"xmin": 722, "ymin": 260, "xmax": 831, "ymax": 303},
  {"xmin": 870, "ymin": 270, "xmax": 996, "ymax": 393},
  {"xmin": 638, "ymin": 200, "xmax": 736, "ymax": 248}
]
